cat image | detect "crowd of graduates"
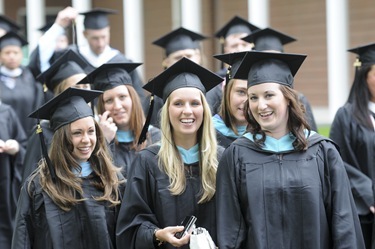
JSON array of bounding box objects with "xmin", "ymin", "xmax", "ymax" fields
[{"xmin": 0, "ymin": 5, "xmax": 375, "ymax": 249}]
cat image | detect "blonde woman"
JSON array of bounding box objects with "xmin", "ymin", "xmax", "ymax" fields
[{"xmin": 116, "ymin": 58, "xmax": 223, "ymax": 249}]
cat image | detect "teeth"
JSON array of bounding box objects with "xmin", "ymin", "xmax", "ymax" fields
[
  {"xmin": 79, "ymin": 147, "xmax": 90, "ymax": 152},
  {"xmin": 181, "ymin": 119, "xmax": 194, "ymax": 123},
  {"xmin": 260, "ymin": 112, "xmax": 272, "ymax": 117}
]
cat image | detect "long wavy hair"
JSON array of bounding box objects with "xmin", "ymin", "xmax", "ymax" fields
[
  {"xmin": 158, "ymin": 91, "xmax": 218, "ymax": 203},
  {"xmin": 244, "ymin": 85, "xmax": 310, "ymax": 151},
  {"xmin": 347, "ymin": 63, "xmax": 374, "ymax": 129},
  {"xmin": 97, "ymin": 85, "xmax": 147, "ymax": 150},
  {"xmin": 218, "ymin": 78, "xmax": 241, "ymax": 135},
  {"xmin": 29, "ymin": 118, "xmax": 123, "ymax": 211}
]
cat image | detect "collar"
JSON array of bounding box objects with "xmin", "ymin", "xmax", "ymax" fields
[
  {"xmin": 212, "ymin": 114, "xmax": 246, "ymax": 138},
  {"xmin": 244, "ymin": 129, "xmax": 315, "ymax": 152},
  {"xmin": 177, "ymin": 144, "xmax": 199, "ymax": 164},
  {"xmin": 0, "ymin": 66, "xmax": 22, "ymax": 77},
  {"xmin": 116, "ymin": 130, "xmax": 134, "ymax": 143},
  {"xmin": 72, "ymin": 161, "xmax": 93, "ymax": 177}
]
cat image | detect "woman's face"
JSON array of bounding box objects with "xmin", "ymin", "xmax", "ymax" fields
[
  {"xmin": 229, "ymin": 79, "xmax": 248, "ymax": 126},
  {"xmin": 367, "ymin": 65, "xmax": 375, "ymax": 102},
  {"xmin": 248, "ymin": 82, "xmax": 289, "ymax": 138},
  {"xmin": 102, "ymin": 85, "xmax": 132, "ymax": 130},
  {"xmin": 70, "ymin": 116, "xmax": 96, "ymax": 163},
  {"xmin": 168, "ymin": 87, "xmax": 204, "ymax": 144},
  {"xmin": 0, "ymin": 45, "xmax": 23, "ymax": 70}
]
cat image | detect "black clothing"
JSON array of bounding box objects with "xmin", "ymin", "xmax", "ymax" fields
[
  {"xmin": 0, "ymin": 66, "xmax": 44, "ymax": 135},
  {"xmin": 116, "ymin": 144, "xmax": 223, "ymax": 249},
  {"xmin": 109, "ymin": 127, "xmax": 161, "ymax": 178},
  {"xmin": 12, "ymin": 173, "xmax": 125, "ymax": 249},
  {"xmin": 216, "ymin": 133, "xmax": 364, "ymax": 249},
  {"xmin": 215, "ymin": 130, "xmax": 236, "ymax": 148},
  {"xmin": 22, "ymin": 121, "xmax": 54, "ymax": 182},
  {"xmin": 330, "ymin": 103, "xmax": 375, "ymax": 247},
  {"xmin": 0, "ymin": 104, "xmax": 26, "ymax": 249}
]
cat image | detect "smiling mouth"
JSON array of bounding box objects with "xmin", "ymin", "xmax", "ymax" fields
[
  {"xmin": 259, "ymin": 111, "xmax": 273, "ymax": 117},
  {"xmin": 181, "ymin": 118, "xmax": 195, "ymax": 124}
]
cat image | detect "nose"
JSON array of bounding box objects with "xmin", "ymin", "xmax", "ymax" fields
[
  {"xmin": 258, "ymin": 98, "xmax": 267, "ymax": 110},
  {"xmin": 81, "ymin": 133, "xmax": 90, "ymax": 143},
  {"xmin": 113, "ymin": 98, "xmax": 122, "ymax": 109},
  {"xmin": 182, "ymin": 103, "xmax": 193, "ymax": 114}
]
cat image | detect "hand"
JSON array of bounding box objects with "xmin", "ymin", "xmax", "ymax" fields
[
  {"xmin": 155, "ymin": 226, "xmax": 191, "ymax": 247},
  {"xmin": 55, "ymin": 6, "xmax": 78, "ymax": 28},
  {"xmin": 370, "ymin": 206, "xmax": 375, "ymax": 214},
  {"xmin": 1, "ymin": 139, "xmax": 20, "ymax": 156},
  {"xmin": 99, "ymin": 111, "xmax": 118, "ymax": 143}
]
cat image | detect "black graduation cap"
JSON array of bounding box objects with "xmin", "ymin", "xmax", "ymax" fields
[
  {"xmin": 152, "ymin": 27, "xmax": 206, "ymax": 56},
  {"xmin": 143, "ymin": 57, "xmax": 223, "ymax": 102},
  {"xmin": 29, "ymin": 87, "xmax": 102, "ymax": 131},
  {"xmin": 213, "ymin": 51, "xmax": 248, "ymax": 80},
  {"xmin": 80, "ymin": 8, "xmax": 117, "ymax": 30},
  {"xmin": 348, "ymin": 42, "xmax": 375, "ymax": 66},
  {"xmin": 36, "ymin": 49, "xmax": 87, "ymax": 92},
  {"xmin": 77, "ymin": 63, "xmax": 142, "ymax": 91},
  {"xmin": 242, "ymin": 27, "xmax": 296, "ymax": 52},
  {"xmin": 215, "ymin": 16, "xmax": 259, "ymax": 40},
  {"xmin": 0, "ymin": 15, "xmax": 21, "ymax": 32},
  {"xmin": 28, "ymin": 87, "xmax": 102, "ymax": 183},
  {"xmin": 0, "ymin": 31, "xmax": 28, "ymax": 49},
  {"xmin": 233, "ymin": 51, "xmax": 307, "ymax": 88}
]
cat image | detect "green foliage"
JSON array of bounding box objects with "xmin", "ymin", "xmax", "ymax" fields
[{"xmin": 317, "ymin": 124, "xmax": 331, "ymax": 138}]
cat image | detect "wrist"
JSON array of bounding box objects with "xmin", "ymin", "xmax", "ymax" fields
[{"xmin": 153, "ymin": 228, "xmax": 164, "ymax": 247}]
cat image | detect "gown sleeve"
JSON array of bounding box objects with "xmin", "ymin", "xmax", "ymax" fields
[
  {"xmin": 116, "ymin": 151, "xmax": 159, "ymax": 249},
  {"xmin": 11, "ymin": 183, "xmax": 33, "ymax": 249},
  {"xmin": 216, "ymin": 145, "xmax": 247, "ymax": 249},
  {"xmin": 329, "ymin": 107, "xmax": 374, "ymax": 215},
  {"xmin": 322, "ymin": 140, "xmax": 365, "ymax": 248}
]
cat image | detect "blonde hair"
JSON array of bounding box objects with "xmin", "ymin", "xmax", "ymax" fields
[
  {"xmin": 158, "ymin": 91, "xmax": 218, "ymax": 203},
  {"xmin": 29, "ymin": 119, "xmax": 123, "ymax": 211}
]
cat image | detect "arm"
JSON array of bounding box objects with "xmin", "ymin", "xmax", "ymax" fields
[
  {"xmin": 216, "ymin": 146, "xmax": 247, "ymax": 249},
  {"xmin": 11, "ymin": 183, "xmax": 33, "ymax": 249},
  {"xmin": 322, "ymin": 141, "xmax": 365, "ymax": 248}
]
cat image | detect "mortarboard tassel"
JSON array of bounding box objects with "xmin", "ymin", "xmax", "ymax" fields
[
  {"xmin": 36, "ymin": 123, "xmax": 56, "ymax": 183},
  {"xmin": 138, "ymin": 94, "xmax": 154, "ymax": 145}
]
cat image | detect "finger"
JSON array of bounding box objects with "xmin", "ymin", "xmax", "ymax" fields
[{"xmin": 107, "ymin": 117, "xmax": 114, "ymax": 123}]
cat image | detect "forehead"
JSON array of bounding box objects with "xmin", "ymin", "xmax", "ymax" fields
[
  {"xmin": 169, "ymin": 87, "xmax": 202, "ymax": 98},
  {"xmin": 70, "ymin": 116, "xmax": 95, "ymax": 127},
  {"xmin": 103, "ymin": 85, "xmax": 129, "ymax": 96},
  {"xmin": 247, "ymin": 82, "xmax": 281, "ymax": 93},
  {"xmin": 85, "ymin": 27, "xmax": 110, "ymax": 36}
]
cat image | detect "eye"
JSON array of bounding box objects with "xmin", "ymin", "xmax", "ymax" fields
[
  {"xmin": 237, "ymin": 90, "xmax": 246, "ymax": 96},
  {"xmin": 88, "ymin": 129, "xmax": 96, "ymax": 134},
  {"xmin": 249, "ymin": 96, "xmax": 258, "ymax": 101},
  {"xmin": 191, "ymin": 100, "xmax": 201, "ymax": 106},
  {"xmin": 265, "ymin": 93, "xmax": 274, "ymax": 99},
  {"xmin": 104, "ymin": 99, "xmax": 113, "ymax": 104}
]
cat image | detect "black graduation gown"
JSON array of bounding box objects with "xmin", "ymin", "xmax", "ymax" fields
[
  {"xmin": 216, "ymin": 133, "xmax": 364, "ymax": 249},
  {"xmin": 116, "ymin": 144, "xmax": 222, "ymax": 249},
  {"xmin": 330, "ymin": 103, "xmax": 375, "ymax": 247},
  {"xmin": 12, "ymin": 173, "xmax": 125, "ymax": 249},
  {"xmin": 215, "ymin": 130, "xmax": 236, "ymax": 148},
  {"xmin": 0, "ymin": 67, "xmax": 44, "ymax": 135},
  {"xmin": 0, "ymin": 104, "xmax": 27, "ymax": 249},
  {"xmin": 22, "ymin": 121, "xmax": 54, "ymax": 182},
  {"xmin": 109, "ymin": 127, "xmax": 161, "ymax": 178}
]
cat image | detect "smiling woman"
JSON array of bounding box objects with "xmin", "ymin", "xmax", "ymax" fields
[
  {"xmin": 12, "ymin": 88, "xmax": 125, "ymax": 249},
  {"xmin": 215, "ymin": 51, "xmax": 365, "ymax": 249}
]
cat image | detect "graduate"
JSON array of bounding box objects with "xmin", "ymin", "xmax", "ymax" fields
[
  {"xmin": 212, "ymin": 51, "xmax": 248, "ymax": 148},
  {"xmin": 12, "ymin": 88, "xmax": 125, "ymax": 249},
  {"xmin": 241, "ymin": 27, "xmax": 318, "ymax": 131},
  {"xmin": 145, "ymin": 27, "xmax": 207, "ymax": 128},
  {"xmin": 77, "ymin": 62, "xmax": 160, "ymax": 178},
  {"xmin": 216, "ymin": 51, "xmax": 364, "ymax": 248},
  {"xmin": 116, "ymin": 57, "xmax": 223, "ymax": 248},
  {"xmin": 330, "ymin": 43, "xmax": 375, "ymax": 248},
  {"xmin": 0, "ymin": 31, "xmax": 44, "ymax": 135},
  {"xmin": 0, "ymin": 101, "xmax": 26, "ymax": 249},
  {"xmin": 22, "ymin": 49, "xmax": 90, "ymax": 182}
]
